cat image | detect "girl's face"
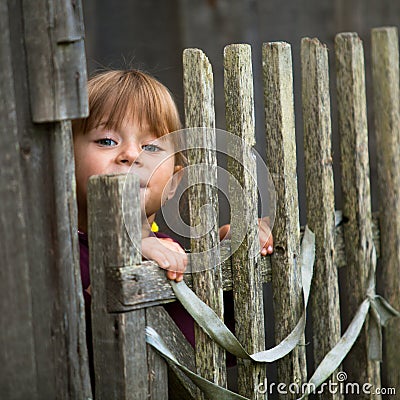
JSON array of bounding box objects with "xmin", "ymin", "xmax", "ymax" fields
[{"xmin": 74, "ymin": 118, "xmax": 181, "ymax": 231}]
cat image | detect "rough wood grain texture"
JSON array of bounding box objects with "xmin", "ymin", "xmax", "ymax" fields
[
  {"xmin": 183, "ymin": 48, "xmax": 226, "ymax": 395},
  {"xmin": 51, "ymin": 121, "xmax": 93, "ymax": 398},
  {"xmin": 147, "ymin": 307, "xmax": 197, "ymax": 399},
  {"xmin": 335, "ymin": 212, "xmax": 380, "ymax": 269},
  {"xmin": 371, "ymin": 27, "xmax": 400, "ymax": 397},
  {"xmin": 88, "ymin": 174, "xmax": 148, "ymax": 400},
  {"xmin": 335, "ymin": 32, "xmax": 381, "ymax": 399},
  {"xmin": 105, "ymin": 242, "xmax": 270, "ymax": 312},
  {"xmin": 23, "ymin": 123, "xmax": 92, "ymax": 400},
  {"xmin": 224, "ymin": 44, "xmax": 266, "ymax": 400},
  {"xmin": 0, "ymin": 2, "xmax": 37, "ymax": 396},
  {"xmin": 262, "ymin": 42, "xmax": 307, "ymax": 398},
  {"xmin": 22, "ymin": 0, "xmax": 88, "ymax": 122},
  {"xmin": 300, "ymin": 38, "xmax": 343, "ymax": 400},
  {"xmin": 1, "ymin": 1, "xmax": 92, "ymax": 398},
  {"xmin": 146, "ymin": 308, "xmax": 168, "ymax": 400}
]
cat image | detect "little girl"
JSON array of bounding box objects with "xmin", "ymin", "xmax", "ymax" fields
[
  {"xmin": 72, "ymin": 69, "xmax": 273, "ymax": 377},
  {"xmin": 73, "ymin": 70, "xmax": 189, "ymax": 284},
  {"xmin": 73, "ymin": 69, "xmax": 272, "ymax": 283}
]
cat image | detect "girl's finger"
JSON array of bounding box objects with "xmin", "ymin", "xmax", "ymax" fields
[
  {"xmin": 154, "ymin": 256, "xmax": 169, "ymax": 270},
  {"xmin": 259, "ymin": 224, "xmax": 272, "ymax": 237},
  {"xmin": 219, "ymin": 224, "xmax": 231, "ymax": 240},
  {"xmin": 173, "ymin": 253, "xmax": 186, "ymax": 274},
  {"xmin": 166, "ymin": 270, "xmax": 177, "ymax": 280},
  {"xmin": 261, "ymin": 239, "xmax": 273, "ymax": 254},
  {"xmin": 161, "ymin": 240, "xmax": 186, "ymax": 254},
  {"xmin": 175, "ymin": 271, "xmax": 184, "ymax": 282}
]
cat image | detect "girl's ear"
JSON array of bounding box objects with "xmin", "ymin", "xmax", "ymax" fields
[{"xmin": 166, "ymin": 165, "xmax": 184, "ymax": 201}]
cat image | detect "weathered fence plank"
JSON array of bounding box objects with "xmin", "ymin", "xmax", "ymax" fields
[
  {"xmin": 51, "ymin": 121, "xmax": 93, "ymax": 398},
  {"xmin": 22, "ymin": 0, "xmax": 88, "ymax": 122},
  {"xmin": 262, "ymin": 42, "xmax": 307, "ymax": 399},
  {"xmin": 146, "ymin": 308, "xmax": 171, "ymax": 400},
  {"xmin": 300, "ymin": 38, "xmax": 343, "ymax": 400},
  {"xmin": 335, "ymin": 32, "xmax": 381, "ymax": 399},
  {"xmin": 88, "ymin": 174, "xmax": 150, "ymax": 400},
  {"xmin": 1, "ymin": 1, "xmax": 92, "ymax": 398},
  {"xmin": 371, "ymin": 26, "xmax": 400, "ymax": 397},
  {"xmin": 147, "ymin": 306, "xmax": 197, "ymax": 399},
  {"xmin": 224, "ymin": 43, "xmax": 266, "ymax": 400},
  {"xmin": 0, "ymin": 2, "xmax": 37, "ymax": 397},
  {"xmin": 183, "ymin": 48, "xmax": 226, "ymax": 396}
]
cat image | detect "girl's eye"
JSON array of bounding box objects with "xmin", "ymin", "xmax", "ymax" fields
[
  {"xmin": 96, "ymin": 138, "xmax": 117, "ymax": 146},
  {"xmin": 142, "ymin": 144, "xmax": 162, "ymax": 152}
]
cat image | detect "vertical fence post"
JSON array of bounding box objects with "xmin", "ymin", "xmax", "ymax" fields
[
  {"xmin": 224, "ymin": 43, "xmax": 266, "ymax": 400},
  {"xmin": 0, "ymin": 2, "xmax": 38, "ymax": 397},
  {"xmin": 0, "ymin": 1, "xmax": 91, "ymax": 398},
  {"xmin": 262, "ymin": 42, "xmax": 307, "ymax": 398},
  {"xmin": 88, "ymin": 173, "xmax": 153, "ymax": 400},
  {"xmin": 183, "ymin": 48, "xmax": 226, "ymax": 396},
  {"xmin": 301, "ymin": 37, "xmax": 343, "ymax": 400},
  {"xmin": 371, "ymin": 27, "xmax": 400, "ymax": 396},
  {"xmin": 335, "ymin": 32, "xmax": 381, "ymax": 398}
]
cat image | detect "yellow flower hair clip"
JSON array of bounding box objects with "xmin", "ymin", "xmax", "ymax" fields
[{"xmin": 151, "ymin": 221, "xmax": 159, "ymax": 233}]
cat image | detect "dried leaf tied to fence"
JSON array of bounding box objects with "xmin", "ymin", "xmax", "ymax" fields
[{"xmin": 145, "ymin": 230, "xmax": 399, "ymax": 400}]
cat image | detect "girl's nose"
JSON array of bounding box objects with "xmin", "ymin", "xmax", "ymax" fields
[{"xmin": 116, "ymin": 143, "xmax": 141, "ymax": 166}]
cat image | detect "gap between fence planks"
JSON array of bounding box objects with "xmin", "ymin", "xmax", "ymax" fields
[
  {"xmin": 301, "ymin": 38, "xmax": 343, "ymax": 400},
  {"xmin": 263, "ymin": 42, "xmax": 307, "ymax": 399},
  {"xmin": 371, "ymin": 27, "xmax": 400, "ymax": 398},
  {"xmin": 225, "ymin": 44, "xmax": 267, "ymax": 400},
  {"xmin": 183, "ymin": 48, "xmax": 227, "ymax": 396},
  {"xmin": 335, "ymin": 32, "xmax": 381, "ymax": 399}
]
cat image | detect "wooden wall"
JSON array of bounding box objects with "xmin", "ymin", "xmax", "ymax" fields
[{"xmin": 0, "ymin": 1, "xmax": 91, "ymax": 398}]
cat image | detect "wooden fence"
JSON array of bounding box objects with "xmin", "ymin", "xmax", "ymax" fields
[
  {"xmin": 0, "ymin": 0, "xmax": 398, "ymax": 397},
  {"xmin": 86, "ymin": 28, "xmax": 399, "ymax": 400}
]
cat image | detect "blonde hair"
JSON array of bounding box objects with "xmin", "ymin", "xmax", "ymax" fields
[{"xmin": 73, "ymin": 69, "xmax": 185, "ymax": 164}]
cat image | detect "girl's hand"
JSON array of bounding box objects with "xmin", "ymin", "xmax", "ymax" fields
[
  {"xmin": 219, "ymin": 217, "xmax": 274, "ymax": 256},
  {"xmin": 258, "ymin": 217, "xmax": 273, "ymax": 256},
  {"xmin": 142, "ymin": 237, "xmax": 187, "ymax": 282}
]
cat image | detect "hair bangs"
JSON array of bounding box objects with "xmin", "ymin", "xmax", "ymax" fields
[
  {"xmin": 75, "ymin": 70, "xmax": 181, "ymax": 138},
  {"xmin": 72, "ymin": 69, "xmax": 186, "ymax": 166}
]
